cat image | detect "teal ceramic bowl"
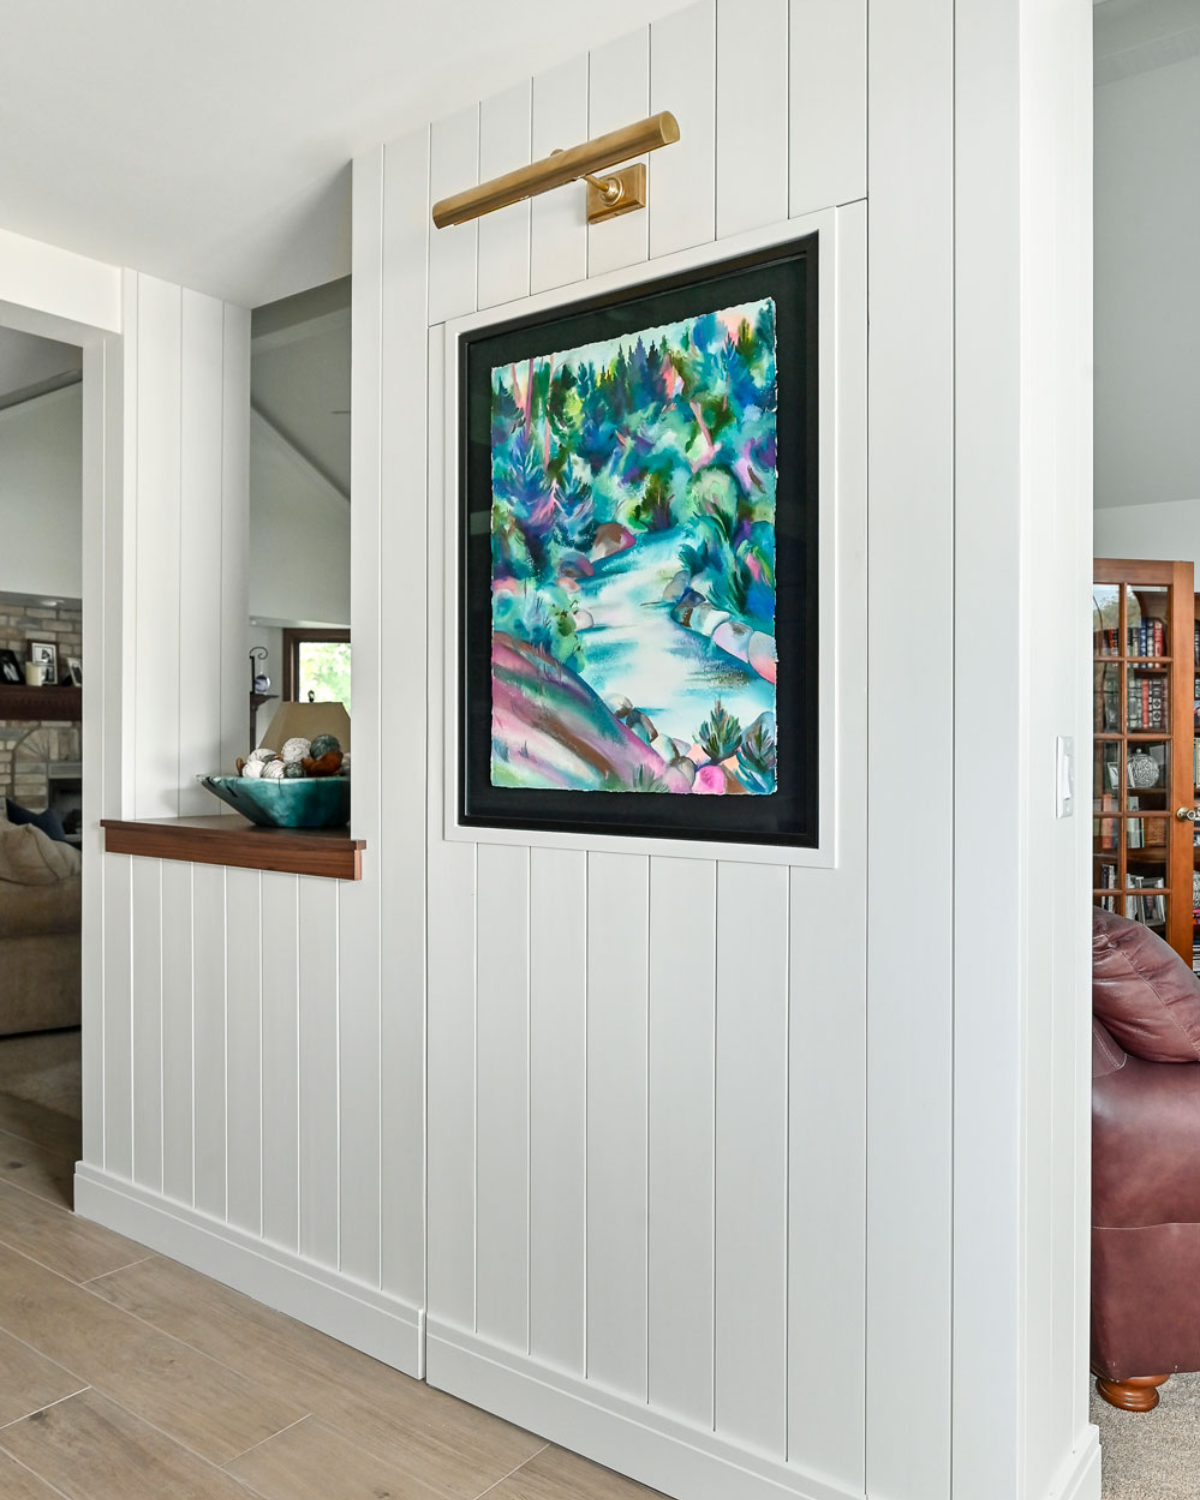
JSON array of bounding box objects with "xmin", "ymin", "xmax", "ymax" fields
[{"xmin": 198, "ymin": 774, "xmax": 351, "ymax": 829}]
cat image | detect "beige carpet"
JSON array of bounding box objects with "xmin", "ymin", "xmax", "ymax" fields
[
  {"xmin": 0, "ymin": 1028, "xmax": 81, "ymax": 1120},
  {"xmin": 1093, "ymin": 1374, "xmax": 1200, "ymax": 1498}
]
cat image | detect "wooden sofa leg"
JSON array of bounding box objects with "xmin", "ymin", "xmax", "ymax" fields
[{"xmin": 1095, "ymin": 1373, "xmax": 1171, "ymax": 1412}]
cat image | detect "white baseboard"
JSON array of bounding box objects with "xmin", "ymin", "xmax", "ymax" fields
[
  {"xmin": 426, "ymin": 1318, "xmax": 863, "ymax": 1500},
  {"xmin": 1047, "ymin": 1428, "xmax": 1102, "ymax": 1500},
  {"xmin": 74, "ymin": 1165, "xmax": 423, "ymax": 1377}
]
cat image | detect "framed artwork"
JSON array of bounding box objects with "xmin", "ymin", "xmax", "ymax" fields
[
  {"xmin": 67, "ymin": 658, "xmax": 82, "ymax": 687},
  {"xmin": 0, "ymin": 649, "xmax": 21, "ymax": 685},
  {"xmin": 454, "ymin": 231, "xmax": 819, "ymax": 849},
  {"xmin": 26, "ymin": 641, "xmax": 57, "ymax": 686}
]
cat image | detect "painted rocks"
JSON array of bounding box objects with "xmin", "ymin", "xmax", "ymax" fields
[{"xmin": 281, "ymin": 737, "xmax": 311, "ymax": 763}]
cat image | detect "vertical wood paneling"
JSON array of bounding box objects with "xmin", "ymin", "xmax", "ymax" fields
[
  {"xmin": 133, "ymin": 275, "xmax": 182, "ymax": 818},
  {"xmin": 340, "ymin": 143, "xmax": 382, "ymax": 1290},
  {"xmin": 378, "ymin": 129, "xmax": 430, "ymax": 1304},
  {"xmin": 952, "ymin": 10, "xmax": 1022, "ymax": 1487},
  {"xmin": 192, "ymin": 864, "xmax": 226, "ymax": 1219},
  {"xmin": 261, "ymin": 872, "xmax": 300, "ymax": 1252},
  {"xmin": 299, "ymin": 878, "xmax": 340, "ymax": 1268},
  {"xmin": 429, "ymin": 107, "xmax": 480, "ymax": 326},
  {"xmin": 786, "ymin": 199, "xmax": 868, "ymax": 1490},
  {"xmin": 530, "ymin": 59, "xmax": 589, "ymax": 294},
  {"xmin": 219, "ymin": 304, "xmax": 251, "ymax": 779},
  {"xmin": 342, "ymin": 145, "xmax": 383, "ymax": 1289},
  {"xmin": 647, "ymin": 857, "xmax": 715, "ymax": 1428},
  {"xmin": 528, "ymin": 848, "xmax": 587, "ymax": 1374},
  {"xmin": 789, "ymin": 0, "xmax": 867, "ymax": 216},
  {"xmin": 115, "ymin": 272, "xmax": 138, "ymax": 824},
  {"xmin": 714, "ymin": 861, "xmax": 788, "ymax": 1457},
  {"xmin": 587, "ymin": 29, "xmax": 650, "ymax": 277},
  {"xmin": 225, "ymin": 866, "xmax": 262, "ymax": 1237},
  {"xmin": 81, "ymin": 337, "xmax": 114, "ymax": 1170},
  {"xmin": 867, "ymin": 1, "xmax": 955, "ymax": 1492},
  {"xmin": 177, "ymin": 290, "xmax": 224, "ymax": 816},
  {"xmin": 585, "ymin": 852, "xmax": 648, "ymax": 1399},
  {"xmin": 160, "ymin": 860, "xmax": 194, "ymax": 1206},
  {"xmin": 716, "ymin": 0, "xmax": 789, "ymax": 239},
  {"xmin": 478, "ymin": 83, "xmax": 532, "ymax": 310},
  {"xmin": 649, "ymin": 2, "xmax": 717, "ymax": 259},
  {"xmin": 475, "ymin": 845, "xmax": 530, "ymax": 1351},
  {"xmin": 102, "ymin": 855, "xmax": 132, "ymax": 1179},
  {"xmin": 426, "ymin": 324, "xmax": 479, "ymax": 1331},
  {"xmin": 130, "ymin": 857, "xmax": 161, "ymax": 1191}
]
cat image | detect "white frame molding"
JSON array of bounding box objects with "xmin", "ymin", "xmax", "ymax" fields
[
  {"xmin": 0, "ymin": 236, "xmax": 124, "ymax": 1170},
  {"xmin": 441, "ymin": 207, "xmax": 849, "ymax": 869}
]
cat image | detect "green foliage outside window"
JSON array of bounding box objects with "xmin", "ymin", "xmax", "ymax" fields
[{"xmin": 298, "ymin": 642, "xmax": 351, "ymax": 713}]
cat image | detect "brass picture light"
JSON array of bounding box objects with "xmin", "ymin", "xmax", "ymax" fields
[{"xmin": 431, "ymin": 111, "xmax": 680, "ymax": 229}]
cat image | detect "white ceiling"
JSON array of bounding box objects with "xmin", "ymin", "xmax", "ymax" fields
[
  {"xmin": 1094, "ymin": 0, "xmax": 1200, "ymax": 83},
  {"xmin": 0, "ymin": 1, "xmax": 687, "ymax": 309},
  {"xmin": 0, "ymin": 328, "xmax": 81, "ymax": 403}
]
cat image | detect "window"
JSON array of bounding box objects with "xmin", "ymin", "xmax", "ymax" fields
[{"xmin": 282, "ymin": 629, "xmax": 351, "ymax": 712}]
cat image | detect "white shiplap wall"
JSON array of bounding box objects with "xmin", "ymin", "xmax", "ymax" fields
[
  {"xmin": 77, "ymin": 263, "xmax": 427, "ymax": 1373},
  {"xmin": 72, "ymin": 5, "xmax": 1098, "ymax": 1499},
  {"xmin": 379, "ymin": 5, "xmax": 873, "ymax": 1498}
]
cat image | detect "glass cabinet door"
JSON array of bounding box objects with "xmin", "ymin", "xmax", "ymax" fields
[{"xmin": 1093, "ymin": 562, "xmax": 1195, "ymax": 964}]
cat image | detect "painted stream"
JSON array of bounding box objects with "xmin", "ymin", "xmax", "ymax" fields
[{"xmin": 571, "ymin": 528, "xmax": 775, "ymax": 753}]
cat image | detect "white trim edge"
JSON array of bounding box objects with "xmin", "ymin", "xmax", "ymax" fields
[
  {"xmin": 440, "ymin": 205, "xmax": 846, "ymax": 870},
  {"xmin": 1045, "ymin": 1429, "xmax": 1102, "ymax": 1500},
  {"xmin": 74, "ymin": 1165, "xmax": 423, "ymax": 1377},
  {"xmin": 426, "ymin": 1318, "xmax": 863, "ymax": 1500}
]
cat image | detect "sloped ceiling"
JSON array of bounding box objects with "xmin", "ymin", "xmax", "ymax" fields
[
  {"xmin": 251, "ymin": 277, "xmax": 350, "ymax": 496},
  {"xmin": 1095, "ymin": 0, "xmax": 1200, "ymax": 84},
  {"xmin": 0, "ymin": 328, "xmax": 81, "ymax": 404},
  {"xmin": 0, "ymin": 0, "xmax": 687, "ymax": 309}
]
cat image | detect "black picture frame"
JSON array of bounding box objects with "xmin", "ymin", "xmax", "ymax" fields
[
  {"xmin": 458, "ymin": 233, "xmax": 819, "ymax": 849},
  {"xmin": 0, "ymin": 649, "xmax": 21, "ymax": 685}
]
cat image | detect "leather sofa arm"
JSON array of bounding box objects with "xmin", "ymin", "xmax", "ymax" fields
[
  {"xmin": 1094, "ymin": 1051, "xmax": 1200, "ymax": 1227},
  {"xmin": 1093, "ymin": 1018, "xmax": 1126, "ymax": 1078}
]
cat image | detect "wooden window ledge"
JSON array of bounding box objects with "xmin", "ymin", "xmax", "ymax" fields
[{"xmin": 100, "ymin": 816, "xmax": 365, "ymax": 880}]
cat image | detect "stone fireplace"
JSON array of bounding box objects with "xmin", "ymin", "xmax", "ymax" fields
[{"xmin": 0, "ymin": 594, "xmax": 82, "ymax": 824}]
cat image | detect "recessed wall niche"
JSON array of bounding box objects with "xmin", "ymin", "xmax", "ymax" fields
[{"xmin": 248, "ymin": 276, "xmax": 351, "ymax": 749}]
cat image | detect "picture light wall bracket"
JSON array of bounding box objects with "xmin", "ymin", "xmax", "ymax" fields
[{"xmin": 431, "ymin": 111, "xmax": 679, "ymax": 230}]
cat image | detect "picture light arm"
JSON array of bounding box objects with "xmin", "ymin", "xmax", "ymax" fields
[{"xmin": 431, "ymin": 111, "xmax": 680, "ymax": 229}]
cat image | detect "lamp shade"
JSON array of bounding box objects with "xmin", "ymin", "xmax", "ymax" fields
[{"xmin": 260, "ymin": 701, "xmax": 351, "ymax": 754}]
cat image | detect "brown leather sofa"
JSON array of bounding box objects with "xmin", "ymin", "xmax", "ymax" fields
[{"xmin": 1092, "ymin": 906, "xmax": 1200, "ymax": 1411}]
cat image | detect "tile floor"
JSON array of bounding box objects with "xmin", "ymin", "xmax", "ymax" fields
[{"xmin": 0, "ymin": 1032, "xmax": 664, "ymax": 1500}]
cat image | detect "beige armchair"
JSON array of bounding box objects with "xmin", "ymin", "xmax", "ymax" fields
[{"xmin": 0, "ymin": 822, "xmax": 81, "ymax": 1036}]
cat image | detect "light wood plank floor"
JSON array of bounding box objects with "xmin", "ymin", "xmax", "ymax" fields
[{"xmin": 0, "ymin": 1035, "xmax": 664, "ymax": 1500}]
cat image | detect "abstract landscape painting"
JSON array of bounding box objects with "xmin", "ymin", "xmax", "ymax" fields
[{"xmin": 488, "ymin": 298, "xmax": 779, "ymax": 800}]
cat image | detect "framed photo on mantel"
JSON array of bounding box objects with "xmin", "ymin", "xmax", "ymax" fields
[{"xmin": 452, "ymin": 230, "xmax": 821, "ymax": 853}]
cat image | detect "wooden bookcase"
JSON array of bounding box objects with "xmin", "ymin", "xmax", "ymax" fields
[
  {"xmin": 1193, "ymin": 592, "xmax": 1200, "ymax": 972},
  {"xmin": 1093, "ymin": 558, "xmax": 1196, "ymax": 965}
]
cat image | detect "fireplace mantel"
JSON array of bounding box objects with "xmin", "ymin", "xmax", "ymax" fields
[{"xmin": 0, "ymin": 685, "xmax": 82, "ymax": 722}]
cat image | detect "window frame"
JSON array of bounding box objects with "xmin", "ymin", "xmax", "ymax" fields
[{"xmin": 282, "ymin": 628, "xmax": 351, "ymax": 703}]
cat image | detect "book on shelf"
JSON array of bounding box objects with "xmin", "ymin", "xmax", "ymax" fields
[
  {"xmin": 1127, "ymin": 621, "xmax": 1166, "ymax": 657},
  {"xmin": 1125, "ymin": 872, "xmax": 1167, "ymax": 927},
  {"xmin": 1126, "ymin": 676, "xmax": 1166, "ymax": 730}
]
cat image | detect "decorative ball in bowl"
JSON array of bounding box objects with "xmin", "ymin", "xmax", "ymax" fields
[{"xmin": 197, "ymin": 774, "xmax": 351, "ymax": 829}]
